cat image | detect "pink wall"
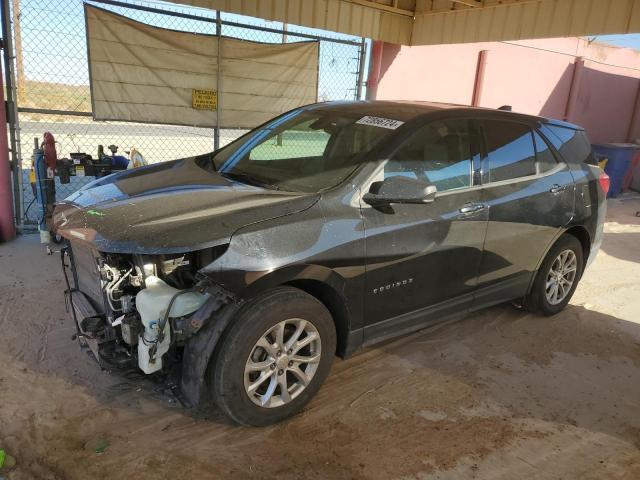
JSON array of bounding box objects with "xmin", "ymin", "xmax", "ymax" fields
[{"xmin": 373, "ymin": 38, "xmax": 640, "ymax": 144}]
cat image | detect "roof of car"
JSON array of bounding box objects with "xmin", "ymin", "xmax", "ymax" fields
[
  {"xmin": 303, "ymin": 100, "xmax": 583, "ymax": 130},
  {"xmin": 304, "ymin": 100, "xmax": 457, "ymax": 121}
]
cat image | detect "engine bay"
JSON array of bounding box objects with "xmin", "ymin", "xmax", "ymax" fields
[{"xmin": 62, "ymin": 242, "xmax": 232, "ymax": 375}]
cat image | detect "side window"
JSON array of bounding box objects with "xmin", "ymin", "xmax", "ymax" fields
[
  {"xmin": 542, "ymin": 124, "xmax": 596, "ymax": 166},
  {"xmin": 384, "ymin": 119, "xmax": 474, "ymax": 192},
  {"xmin": 533, "ymin": 131, "xmax": 558, "ymax": 173},
  {"xmin": 483, "ymin": 121, "xmax": 536, "ymax": 183}
]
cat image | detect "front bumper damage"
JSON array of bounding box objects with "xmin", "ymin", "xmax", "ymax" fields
[
  {"xmin": 61, "ymin": 244, "xmax": 235, "ymax": 406},
  {"xmin": 67, "ymin": 288, "xmax": 114, "ymax": 361},
  {"xmin": 61, "ymin": 246, "xmax": 112, "ymax": 361}
]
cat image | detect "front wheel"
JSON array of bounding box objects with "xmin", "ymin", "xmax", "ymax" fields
[
  {"xmin": 210, "ymin": 287, "xmax": 336, "ymax": 426},
  {"xmin": 524, "ymin": 234, "xmax": 584, "ymax": 316}
]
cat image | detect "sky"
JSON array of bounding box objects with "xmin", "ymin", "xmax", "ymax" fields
[{"xmin": 590, "ymin": 34, "xmax": 640, "ymax": 51}]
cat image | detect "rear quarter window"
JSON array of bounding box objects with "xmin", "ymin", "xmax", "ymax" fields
[{"xmin": 541, "ymin": 124, "xmax": 596, "ymax": 166}]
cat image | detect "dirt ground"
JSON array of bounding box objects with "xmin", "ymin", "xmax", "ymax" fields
[{"xmin": 1, "ymin": 196, "xmax": 640, "ymax": 480}]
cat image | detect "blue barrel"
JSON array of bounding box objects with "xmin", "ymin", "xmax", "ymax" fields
[
  {"xmin": 110, "ymin": 155, "xmax": 130, "ymax": 169},
  {"xmin": 592, "ymin": 143, "xmax": 639, "ymax": 198}
]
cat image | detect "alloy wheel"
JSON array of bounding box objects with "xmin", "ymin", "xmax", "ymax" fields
[
  {"xmin": 545, "ymin": 249, "xmax": 578, "ymax": 305},
  {"xmin": 244, "ymin": 318, "xmax": 322, "ymax": 408}
]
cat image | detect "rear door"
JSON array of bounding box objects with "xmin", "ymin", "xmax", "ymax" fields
[
  {"xmin": 541, "ymin": 124, "xmax": 605, "ymax": 268},
  {"xmin": 361, "ymin": 118, "xmax": 488, "ymax": 340},
  {"xmin": 474, "ymin": 119, "xmax": 575, "ymax": 308}
]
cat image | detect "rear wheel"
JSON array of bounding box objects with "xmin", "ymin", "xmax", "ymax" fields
[
  {"xmin": 210, "ymin": 287, "xmax": 336, "ymax": 426},
  {"xmin": 524, "ymin": 234, "xmax": 584, "ymax": 316}
]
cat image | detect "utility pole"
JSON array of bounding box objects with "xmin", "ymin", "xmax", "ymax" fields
[
  {"xmin": 0, "ymin": 39, "xmax": 16, "ymax": 240},
  {"xmin": 1, "ymin": 0, "xmax": 23, "ymax": 227},
  {"xmin": 356, "ymin": 37, "xmax": 366, "ymax": 100},
  {"xmin": 11, "ymin": 0, "xmax": 24, "ymax": 104}
]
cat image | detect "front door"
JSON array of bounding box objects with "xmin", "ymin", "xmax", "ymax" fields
[{"xmin": 361, "ymin": 118, "xmax": 488, "ymax": 341}]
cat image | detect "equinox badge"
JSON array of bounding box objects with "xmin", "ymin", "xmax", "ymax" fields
[{"xmin": 373, "ymin": 278, "xmax": 413, "ymax": 294}]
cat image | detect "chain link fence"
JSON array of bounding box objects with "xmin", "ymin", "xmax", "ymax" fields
[{"xmin": 10, "ymin": 0, "xmax": 365, "ymax": 224}]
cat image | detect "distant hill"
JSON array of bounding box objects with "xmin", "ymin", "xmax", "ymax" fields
[{"xmin": 19, "ymin": 80, "xmax": 91, "ymax": 119}]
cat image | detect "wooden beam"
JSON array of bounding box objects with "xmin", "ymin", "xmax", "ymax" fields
[
  {"xmin": 417, "ymin": 0, "xmax": 544, "ymax": 16},
  {"xmin": 348, "ymin": 0, "xmax": 415, "ymax": 17},
  {"xmin": 451, "ymin": 0, "xmax": 483, "ymax": 7}
]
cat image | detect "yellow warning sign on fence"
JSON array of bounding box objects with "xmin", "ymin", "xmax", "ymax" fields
[{"xmin": 192, "ymin": 89, "xmax": 217, "ymax": 111}]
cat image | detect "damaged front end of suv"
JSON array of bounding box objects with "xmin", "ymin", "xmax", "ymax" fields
[
  {"xmin": 53, "ymin": 149, "xmax": 322, "ymax": 407},
  {"xmin": 61, "ymin": 242, "xmax": 234, "ymax": 394},
  {"xmin": 51, "ymin": 102, "xmax": 411, "ymax": 425}
]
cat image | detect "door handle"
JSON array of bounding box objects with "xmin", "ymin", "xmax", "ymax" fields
[
  {"xmin": 458, "ymin": 203, "xmax": 486, "ymax": 214},
  {"xmin": 550, "ymin": 184, "xmax": 567, "ymax": 194}
]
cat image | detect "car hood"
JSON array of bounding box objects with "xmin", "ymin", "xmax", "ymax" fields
[{"xmin": 53, "ymin": 156, "xmax": 319, "ymax": 254}]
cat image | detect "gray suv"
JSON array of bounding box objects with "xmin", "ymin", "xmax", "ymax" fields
[{"xmin": 54, "ymin": 101, "xmax": 608, "ymax": 425}]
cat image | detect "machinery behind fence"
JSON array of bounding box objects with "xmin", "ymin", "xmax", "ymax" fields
[{"xmin": 4, "ymin": 0, "xmax": 366, "ymax": 226}]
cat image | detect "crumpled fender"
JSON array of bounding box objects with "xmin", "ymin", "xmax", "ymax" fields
[{"xmin": 180, "ymin": 301, "xmax": 240, "ymax": 407}]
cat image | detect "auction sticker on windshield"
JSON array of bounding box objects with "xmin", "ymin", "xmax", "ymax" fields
[{"xmin": 355, "ymin": 116, "xmax": 404, "ymax": 130}]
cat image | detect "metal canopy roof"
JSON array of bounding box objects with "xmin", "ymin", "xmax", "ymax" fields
[{"xmin": 175, "ymin": 0, "xmax": 640, "ymax": 46}]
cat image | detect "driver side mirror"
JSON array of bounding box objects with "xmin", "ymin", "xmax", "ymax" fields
[{"xmin": 363, "ymin": 175, "xmax": 437, "ymax": 206}]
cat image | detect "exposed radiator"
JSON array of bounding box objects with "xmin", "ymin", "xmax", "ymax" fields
[{"xmin": 69, "ymin": 241, "xmax": 105, "ymax": 313}]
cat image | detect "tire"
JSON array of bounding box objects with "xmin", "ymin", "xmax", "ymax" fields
[
  {"xmin": 524, "ymin": 234, "xmax": 584, "ymax": 316},
  {"xmin": 210, "ymin": 287, "xmax": 336, "ymax": 426}
]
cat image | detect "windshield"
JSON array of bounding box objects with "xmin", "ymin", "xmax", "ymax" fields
[{"xmin": 210, "ymin": 109, "xmax": 397, "ymax": 193}]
